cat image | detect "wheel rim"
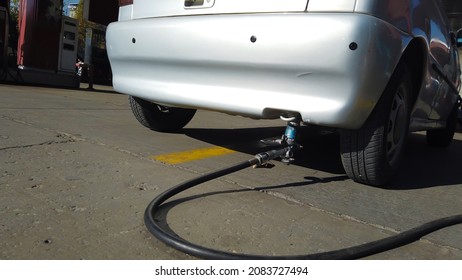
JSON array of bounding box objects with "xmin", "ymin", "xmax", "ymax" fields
[{"xmin": 386, "ymin": 84, "xmax": 408, "ymax": 166}]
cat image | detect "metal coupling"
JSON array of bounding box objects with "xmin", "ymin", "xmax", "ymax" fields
[{"xmin": 254, "ymin": 147, "xmax": 291, "ymax": 166}]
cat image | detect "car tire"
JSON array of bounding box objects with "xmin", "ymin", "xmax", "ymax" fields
[
  {"xmin": 340, "ymin": 64, "xmax": 412, "ymax": 186},
  {"xmin": 129, "ymin": 96, "xmax": 196, "ymax": 132},
  {"xmin": 426, "ymin": 101, "xmax": 458, "ymax": 147}
]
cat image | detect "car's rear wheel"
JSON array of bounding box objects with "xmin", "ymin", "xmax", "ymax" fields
[
  {"xmin": 129, "ymin": 96, "xmax": 196, "ymax": 132},
  {"xmin": 426, "ymin": 101, "xmax": 458, "ymax": 147},
  {"xmin": 340, "ymin": 64, "xmax": 412, "ymax": 186}
]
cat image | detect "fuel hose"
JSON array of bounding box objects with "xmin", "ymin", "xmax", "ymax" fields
[{"xmin": 144, "ymin": 147, "xmax": 462, "ymax": 259}]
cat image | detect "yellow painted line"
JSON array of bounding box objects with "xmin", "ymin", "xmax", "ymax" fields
[{"xmin": 152, "ymin": 146, "xmax": 236, "ymax": 164}]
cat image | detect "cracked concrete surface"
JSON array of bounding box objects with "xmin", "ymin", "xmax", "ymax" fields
[{"xmin": 1, "ymin": 84, "xmax": 461, "ymax": 259}]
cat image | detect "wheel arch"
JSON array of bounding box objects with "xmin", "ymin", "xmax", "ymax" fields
[{"xmin": 397, "ymin": 38, "xmax": 428, "ymax": 110}]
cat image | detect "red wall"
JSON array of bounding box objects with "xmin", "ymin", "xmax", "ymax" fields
[{"xmin": 17, "ymin": 0, "xmax": 62, "ymax": 70}]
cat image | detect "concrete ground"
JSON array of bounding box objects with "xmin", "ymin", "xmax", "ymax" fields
[{"xmin": 0, "ymin": 83, "xmax": 461, "ymax": 259}]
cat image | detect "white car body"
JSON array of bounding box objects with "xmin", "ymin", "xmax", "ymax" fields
[
  {"xmin": 107, "ymin": 0, "xmax": 460, "ymax": 130},
  {"xmin": 107, "ymin": 0, "xmax": 462, "ymax": 186}
]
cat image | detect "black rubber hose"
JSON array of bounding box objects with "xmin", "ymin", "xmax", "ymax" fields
[{"xmin": 144, "ymin": 155, "xmax": 462, "ymax": 259}]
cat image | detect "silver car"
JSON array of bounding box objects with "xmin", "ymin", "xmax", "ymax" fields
[{"xmin": 107, "ymin": 0, "xmax": 462, "ymax": 186}]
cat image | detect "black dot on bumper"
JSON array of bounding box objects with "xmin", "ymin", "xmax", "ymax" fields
[{"xmin": 349, "ymin": 42, "xmax": 358, "ymax": 50}]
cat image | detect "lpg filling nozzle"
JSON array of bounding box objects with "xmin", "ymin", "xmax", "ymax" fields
[{"xmin": 259, "ymin": 115, "xmax": 303, "ymax": 164}]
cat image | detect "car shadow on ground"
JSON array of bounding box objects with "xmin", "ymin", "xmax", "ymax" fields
[
  {"xmin": 392, "ymin": 131, "xmax": 462, "ymax": 189},
  {"xmin": 182, "ymin": 126, "xmax": 345, "ymax": 174},
  {"xmin": 182, "ymin": 126, "xmax": 462, "ymax": 190}
]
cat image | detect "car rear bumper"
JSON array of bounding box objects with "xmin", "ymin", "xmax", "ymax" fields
[{"xmin": 107, "ymin": 13, "xmax": 408, "ymax": 129}]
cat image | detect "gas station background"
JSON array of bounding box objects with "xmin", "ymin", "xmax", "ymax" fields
[{"xmin": 0, "ymin": 0, "xmax": 118, "ymax": 88}]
